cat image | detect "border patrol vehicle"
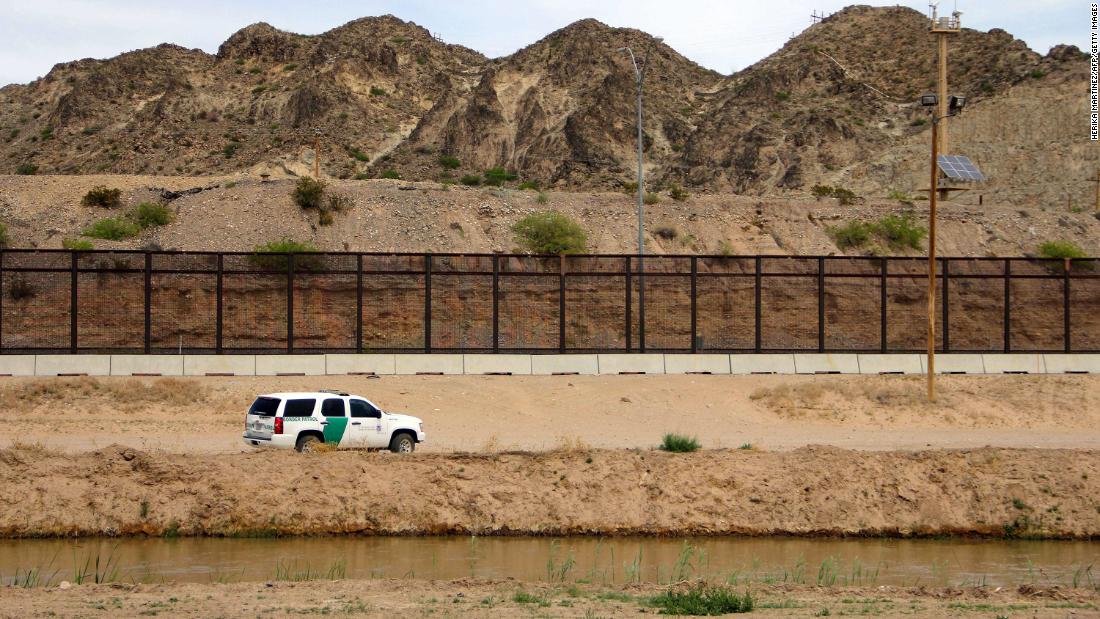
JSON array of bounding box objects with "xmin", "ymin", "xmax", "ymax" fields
[{"xmin": 243, "ymin": 390, "xmax": 425, "ymax": 453}]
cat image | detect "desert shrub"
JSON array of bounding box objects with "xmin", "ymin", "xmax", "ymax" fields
[
  {"xmin": 659, "ymin": 433, "xmax": 700, "ymax": 453},
  {"xmin": 459, "ymin": 174, "xmax": 481, "ymax": 186},
  {"xmin": 438, "ymin": 155, "xmax": 461, "ymax": 169},
  {"xmin": 887, "ymin": 189, "xmax": 909, "ymax": 201},
  {"xmin": 775, "ymin": 90, "xmax": 791, "ymax": 102},
  {"xmin": 250, "ymin": 238, "xmax": 321, "ymax": 270},
  {"xmin": 7, "ymin": 277, "xmax": 36, "ymax": 302},
  {"xmin": 517, "ymin": 180, "xmax": 540, "ymax": 191},
  {"xmin": 292, "ymin": 176, "xmax": 325, "ymax": 209},
  {"xmin": 133, "ymin": 203, "xmax": 173, "ymax": 228},
  {"xmin": 511, "ymin": 211, "xmax": 587, "ymax": 255},
  {"xmin": 353, "ymin": 172, "xmax": 371, "ymax": 180},
  {"xmin": 536, "ymin": 192, "xmax": 549, "ymax": 205},
  {"xmin": 668, "ymin": 184, "xmax": 689, "ymax": 201},
  {"xmin": 16, "ymin": 163, "xmax": 37, "ymax": 175},
  {"xmin": 648, "ymin": 584, "xmax": 753, "ymax": 614},
  {"xmin": 0, "ymin": 222, "xmax": 7, "ymax": 247},
  {"xmin": 348, "ymin": 148, "xmax": 369, "ymax": 162},
  {"xmin": 643, "ymin": 192, "xmax": 661, "ymax": 205},
  {"xmin": 811, "ymin": 184, "xmax": 834, "ymax": 198},
  {"xmin": 83, "ymin": 217, "xmax": 140, "ymax": 240},
  {"xmin": 831, "ymin": 187, "xmax": 857, "ymax": 205},
  {"xmin": 380, "ymin": 169, "xmax": 400, "ymax": 179},
  {"xmin": 623, "ymin": 181, "xmax": 638, "ymax": 195},
  {"xmin": 222, "ymin": 143, "xmax": 238, "ymax": 159},
  {"xmin": 910, "ymin": 118, "xmax": 927, "ymax": 127},
  {"xmin": 653, "ymin": 225, "xmax": 679, "ymax": 240},
  {"xmin": 326, "ymin": 194, "xmax": 352, "ymax": 213},
  {"xmin": 877, "ymin": 213, "xmax": 927, "ymax": 249},
  {"xmin": 318, "ymin": 209, "xmax": 334, "ymax": 226},
  {"xmin": 718, "ymin": 240, "xmax": 735, "ymax": 256},
  {"xmin": 483, "ymin": 167, "xmax": 517, "ymax": 186},
  {"xmin": 828, "ymin": 221, "xmax": 873, "ymax": 249},
  {"xmin": 370, "ymin": 86, "xmax": 387, "ymax": 96},
  {"xmin": 62, "ymin": 238, "xmax": 93, "ymax": 250},
  {"xmin": 82, "ymin": 186, "xmax": 122, "ymax": 208},
  {"xmin": 1038, "ymin": 240, "xmax": 1086, "ymax": 260},
  {"xmin": 283, "ymin": 63, "xmax": 298, "ymax": 71}
]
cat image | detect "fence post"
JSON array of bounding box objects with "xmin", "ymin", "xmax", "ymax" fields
[
  {"xmin": 492, "ymin": 254, "xmax": 499, "ymax": 353},
  {"xmin": 424, "ymin": 254, "xmax": 432, "ymax": 353},
  {"xmin": 880, "ymin": 257, "xmax": 888, "ymax": 353},
  {"xmin": 356, "ymin": 254, "xmax": 363, "ymax": 354},
  {"xmin": 559, "ymin": 254, "xmax": 566, "ymax": 353},
  {"xmin": 625, "ymin": 256, "xmax": 632, "ymax": 352},
  {"xmin": 144, "ymin": 252, "xmax": 152, "ymax": 354},
  {"xmin": 215, "ymin": 253, "xmax": 223, "ymax": 354},
  {"xmin": 941, "ymin": 258, "xmax": 950, "ymax": 353},
  {"xmin": 1003, "ymin": 259, "xmax": 1011, "ymax": 353},
  {"xmin": 754, "ymin": 256, "xmax": 762, "ymax": 353},
  {"xmin": 690, "ymin": 256, "xmax": 698, "ymax": 353},
  {"xmin": 1064, "ymin": 258, "xmax": 1072, "ymax": 353},
  {"xmin": 70, "ymin": 251, "xmax": 78, "ymax": 354},
  {"xmin": 286, "ymin": 253, "xmax": 294, "ymax": 354},
  {"xmin": 817, "ymin": 257, "xmax": 825, "ymax": 352}
]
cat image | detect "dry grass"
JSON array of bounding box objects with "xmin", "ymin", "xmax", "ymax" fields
[
  {"xmin": 554, "ymin": 435, "xmax": 591, "ymax": 452},
  {"xmin": 0, "ymin": 377, "xmax": 210, "ymax": 412}
]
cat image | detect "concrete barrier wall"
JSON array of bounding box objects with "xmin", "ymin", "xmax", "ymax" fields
[{"xmin": 1, "ymin": 353, "xmax": 1099, "ymax": 377}]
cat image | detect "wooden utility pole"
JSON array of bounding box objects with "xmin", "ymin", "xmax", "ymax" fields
[
  {"xmin": 313, "ymin": 132, "xmax": 321, "ymax": 179},
  {"xmin": 930, "ymin": 6, "xmax": 960, "ymax": 201},
  {"xmin": 928, "ymin": 115, "xmax": 939, "ymax": 401}
]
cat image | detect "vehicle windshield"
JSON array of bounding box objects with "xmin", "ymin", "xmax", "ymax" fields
[{"xmin": 248, "ymin": 397, "xmax": 281, "ymax": 417}]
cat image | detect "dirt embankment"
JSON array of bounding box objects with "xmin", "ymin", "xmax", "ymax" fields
[
  {"xmin": 1, "ymin": 579, "xmax": 1097, "ymax": 619},
  {"xmin": 1, "ymin": 444, "xmax": 1097, "ymax": 539}
]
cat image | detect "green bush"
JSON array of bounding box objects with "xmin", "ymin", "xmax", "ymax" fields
[
  {"xmin": 0, "ymin": 222, "xmax": 8, "ymax": 247},
  {"xmin": 887, "ymin": 189, "xmax": 910, "ymax": 201},
  {"xmin": 877, "ymin": 213, "xmax": 927, "ymax": 250},
  {"xmin": 459, "ymin": 174, "xmax": 482, "ymax": 186},
  {"xmin": 349, "ymin": 148, "xmax": 370, "ymax": 162},
  {"xmin": 16, "ymin": 163, "xmax": 37, "ymax": 175},
  {"xmin": 292, "ymin": 176, "xmax": 325, "ymax": 209},
  {"xmin": 669, "ymin": 184, "xmax": 689, "ymax": 201},
  {"xmin": 643, "ymin": 192, "xmax": 661, "ymax": 205},
  {"xmin": 83, "ymin": 217, "xmax": 140, "ymax": 240},
  {"xmin": 62, "ymin": 238, "xmax": 93, "ymax": 250},
  {"xmin": 517, "ymin": 180, "xmax": 540, "ymax": 191},
  {"xmin": 536, "ymin": 192, "xmax": 549, "ymax": 205},
  {"xmin": 831, "ymin": 187, "xmax": 857, "ymax": 205},
  {"xmin": 250, "ymin": 238, "xmax": 321, "ymax": 270},
  {"xmin": 648, "ymin": 584, "xmax": 753, "ymax": 614},
  {"xmin": 438, "ymin": 155, "xmax": 461, "ymax": 170},
  {"xmin": 133, "ymin": 203, "xmax": 173, "ymax": 229},
  {"xmin": 828, "ymin": 221, "xmax": 873, "ymax": 249},
  {"xmin": 623, "ymin": 181, "xmax": 638, "ymax": 195},
  {"xmin": 222, "ymin": 143, "xmax": 238, "ymax": 159},
  {"xmin": 381, "ymin": 169, "xmax": 401, "ymax": 179},
  {"xmin": 1038, "ymin": 241, "xmax": 1085, "ymax": 260},
  {"xmin": 811, "ymin": 184, "xmax": 834, "ymax": 198},
  {"xmin": 511, "ymin": 211, "xmax": 587, "ymax": 255},
  {"xmin": 483, "ymin": 167, "xmax": 517, "ymax": 187},
  {"xmin": 370, "ymin": 86, "xmax": 387, "ymax": 96},
  {"xmin": 353, "ymin": 172, "xmax": 371, "ymax": 181},
  {"xmin": 659, "ymin": 433, "xmax": 700, "ymax": 453},
  {"xmin": 82, "ymin": 186, "xmax": 123, "ymax": 208}
]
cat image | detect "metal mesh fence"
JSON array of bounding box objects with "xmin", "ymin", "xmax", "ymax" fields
[{"xmin": 0, "ymin": 250, "xmax": 1096, "ymax": 354}]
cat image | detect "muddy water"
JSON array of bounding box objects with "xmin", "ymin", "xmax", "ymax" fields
[{"xmin": 1, "ymin": 537, "xmax": 1097, "ymax": 587}]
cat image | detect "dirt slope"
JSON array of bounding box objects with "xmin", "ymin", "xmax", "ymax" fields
[
  {"xmin": 0, "ymin": 443, "xmax": 1097, "ymax": 538},
  {"xmin": 2, "ymin": 174, "xmax": 1099, "ymax": 255}
]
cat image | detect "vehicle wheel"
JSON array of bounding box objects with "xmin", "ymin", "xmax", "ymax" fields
[
  {"xmin": 389, "ymin": 433, "xmax": 415, "ymax": 453},
  {"xmin": 295, "ymin": 434, "xmax": 322, "ymax": 453}
]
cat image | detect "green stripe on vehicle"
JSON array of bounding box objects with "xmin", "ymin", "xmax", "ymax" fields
[{"xmin": 323, "ymin": 418, "xmax": 349, "ymax": 445}]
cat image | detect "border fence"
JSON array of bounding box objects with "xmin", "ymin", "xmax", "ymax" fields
[{"xmin": 1, "ymin": 250, "xmax": 1097, "ymax": 354}]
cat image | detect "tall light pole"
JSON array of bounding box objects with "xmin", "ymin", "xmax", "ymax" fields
[
  {"xmin": 618, "ymin": 37, "xmax": 659, "ymax": 350},
  {"xmin": 920, "ymin": 93, "xmax": 966, "ymax": 402}
]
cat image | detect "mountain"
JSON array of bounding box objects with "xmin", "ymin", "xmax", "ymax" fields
[{"xmin": 0, "ymin": 6, "xmax": 1091, "ymax": 205}]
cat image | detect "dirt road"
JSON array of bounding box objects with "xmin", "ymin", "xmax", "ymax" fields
[{"xmin": 1, "ymin": 374, "xmax": 1099, "ymax": 454}]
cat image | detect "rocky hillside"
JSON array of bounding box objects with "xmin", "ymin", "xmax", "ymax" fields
[{"xmin": 0, "ymin": 6, "xmax": 1091, "ymax": 206}]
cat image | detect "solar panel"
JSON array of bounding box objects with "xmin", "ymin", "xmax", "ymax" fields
[{"xmin": 937, "ymin": 154, "xmax": 986, "ymax": 182}]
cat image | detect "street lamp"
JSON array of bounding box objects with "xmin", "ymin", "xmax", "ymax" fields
[
  {"xmin": 920, "ymin": 92, "xmax": 966, "ymax": 401},
  {"xmin": 618, "ymin": 37, "xmax": 659, "ymax": 350}
]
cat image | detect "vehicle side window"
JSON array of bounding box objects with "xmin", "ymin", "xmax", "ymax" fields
[
  {"xmin": 350, "ymin": 399, "xmax": 381, "ymax": 418},
  {"xmin": 248, "ymin": 397, "xmax": 280, "ymax": 416},
  {"xmin": 282, "ymin": 398, "xmax": 316, "ymax": 417},
  {"xmin": 321, "ymin": 398, "xmax": 346, "ymax": 418}
]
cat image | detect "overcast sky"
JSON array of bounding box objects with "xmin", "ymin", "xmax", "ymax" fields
[{"xmin": 0, "ymin": 0, "xmax": 1090, "ymax": 86}]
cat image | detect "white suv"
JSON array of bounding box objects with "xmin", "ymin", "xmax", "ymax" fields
[{"xmin": 242, "ymin": 390, "xmax": 425, "ymax": 453}]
